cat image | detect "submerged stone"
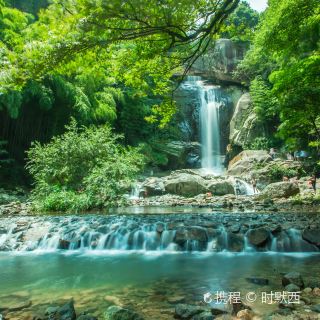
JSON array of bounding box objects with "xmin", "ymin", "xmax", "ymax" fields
[
  {"xmin": 282, "ymin": 272, "xmax": 304, "ymax": 289},
  {"xmin": 104, "ymin": 306, "xmax": 143, "ymax": 320}
]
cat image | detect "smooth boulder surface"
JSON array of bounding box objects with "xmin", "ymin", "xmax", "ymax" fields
[
  {"xmin": 257, "ymin": 182, "xmax": 300, "ymax": 199},
  {"xmin": 164, "ymin": 173, "xmax": 207, "ymax": 197},
  {"xmin": 246, "ymin": 228, "xmax": 269, "ymax": 246}
]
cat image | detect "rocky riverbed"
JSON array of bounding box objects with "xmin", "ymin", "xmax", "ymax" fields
[{"xmin": 1, "ymin": 255, "xmax": 320, "ymax": 320}]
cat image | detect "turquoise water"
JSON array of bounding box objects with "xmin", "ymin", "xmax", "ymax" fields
[{"xmin": 1, "ymin": 251, "xmax": 320, "ymax": 318}]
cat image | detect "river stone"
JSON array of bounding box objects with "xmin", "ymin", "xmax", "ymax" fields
[
  {"xmin": 302, "ymin": 229, "xmax": 320, "ymax": 246},
  {"xmin": 187, "ymin": 227, "xmax": 208, "ymax": 242},
  {"xmin": 227, "ymin": 232, "xmax": 244, "ymax": 252},
  {"xmin": 206, "ymin": 180, "xmax": 235, "ymax": 196},
  {"xmin": 104, "ymin": 306, "xmax": 143, "ymax": 320},
  {"xmin": 232, "ymin": 301, "xmax": 251, "ymax": 316},
  {"xmin": 237, "ymin": 309, "xmax": 253, "ymax": 320},
  {"xmin": 46, "ymin": 301, "xmax": 76, "ymax": 320},
  {"xmin": 174, "ymin": 304, "xmax": 206, "ymax": 319},
  {"xmin": 282, "ymin": 272, "xmax": 304, "ymax": 289},
  {"xmin": 246, "ymin": 228, "xmax": 269, "ymax": 246},
  {"xmin": 285, "ymin": 284, "xmax": 300, "ymax": 292},
  {"xmin": 257, "ymin": 182, "xmax": 300, "ymax": 199}
]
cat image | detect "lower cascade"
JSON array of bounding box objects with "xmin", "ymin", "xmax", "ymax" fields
[{"xmin": 0, "ymin": 214, "xmax": 318, "ymax": 253}]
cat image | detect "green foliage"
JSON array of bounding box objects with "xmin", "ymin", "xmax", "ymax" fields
[
  {"xmin": 220, "ymin": 1, "xmax": 260, "ymax": 41},
  {"xmin": 250, "ymin": 76, "xmax": 279, "ymax": 121},
  {"xmin": 267, "ymin": 164, "xmax": 304, "ymax": 182},
  {"xmin": 244, "ymin": 137, "xmax": 271, "ymax": 151},
  {"xmin": 237, "ymin": 0, "xmax": 320, "ymax": 153},
  {"xmin": 26, "ymin": 120, "xmax": 145, "ymax": 212},
  {"xmin": 0, "ymin": 140, "xmax": 12, "ymax": 168}
]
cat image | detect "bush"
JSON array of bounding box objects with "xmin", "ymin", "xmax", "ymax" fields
[
  {"xmin": 245, "ymin": 137, "xmax": 271, "ymax": 151},
  {"xmin": 26, "ymin": 120, "xmax": 144, "ymax": 212},
  {"xmin": 266, "ymin": 164, "xmax": 306, "ymax": 182}
]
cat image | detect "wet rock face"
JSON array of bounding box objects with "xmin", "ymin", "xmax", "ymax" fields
[
  {"xmin": 302, "ymin": 229, "xmax": 320, "ymax": 247},
  {"xmin": 246, "ymin": 228, "xmax": 270, "ymax": 246},
  {"xmin": 229, "ymin": 93, "xmax": 264, "ymax": 147},
  {"xmin": 190, "ymin": 39, "xmax": 248, "ymax": 84}
]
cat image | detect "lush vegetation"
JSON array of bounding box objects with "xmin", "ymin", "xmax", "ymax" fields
[
  {"xmin": 236, "ymin": 0, "xmax": 320, "ymax": 155},
  {"xmin": 0, "ymin": 0, "xmax": 319, "ymax": 210},
  {"xmin": 27, "ymin": 120, "xmax": 144, "ymax": 212}
]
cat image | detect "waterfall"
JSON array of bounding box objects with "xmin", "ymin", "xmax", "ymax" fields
[
  {"xmin": 129, "ymin": 182, "xmax": 143, "ymax": 200},
  {"xmin": 233, "ymin": 178, "xmax": 258, "ymax": 195},
  {"xmin": 182, "ymin": 76, "xmax": 223, "ymax": 174},
  {"xmin": 200, "ymin": 85, "xmax": 223, "ymax": 173},
  {"xmin": 0, "ymin": 216, "xmax": 319, "ymax": 253}
]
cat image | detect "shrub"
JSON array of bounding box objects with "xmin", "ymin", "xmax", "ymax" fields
[
  {"xmin": 245, "ymin": 137, "xmax": 271, "ymax": 151},
  {"xmin": 26, "ymin": 120, "xmax": 144, "ymax": 212}
]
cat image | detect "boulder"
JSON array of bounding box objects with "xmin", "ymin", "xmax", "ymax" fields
[
  {"xmin": 257, "ymin": 182, "xmax": 300, "ymax": 199},
  {"xmin": 246, "ymin": 228, "xmax": 269, "ymax": 246},
  {"xmin": 187, "ymin": 227, "xmax": 208, "ymax": 242},
  {"xmin": 159, "ymin": 141, "xmax": 201, "ymax": 170},
  {"xmin": 227, "ymin": 232, "xmax": 244, "ymax": 252},
  {"xmin": 282, "ymin": 272, "xmax": 304, "ymax": 289},
  {"xmin": 206, "ymin": 180, "xmax": 235, "ymax": 196},
  {"xmin": 104, "ymin": 306, "xmax": 143, "ymax": 320},
  {"xmin": 164, "ymin": 173, "xmax": 207, "ymax": 197},
  {"xmin": 141, "ymin": 178, "xmax": 165, "ymax": 196},
  {"xmin": 46, "ymin": 301, "xmax": 76, "ymax": 320},
  {"xmin": 302, "ymin": 229, "xmax": 320, "ymax": 247},
  {"xmin": 173, "ymin": 227, "xmax": 208, "ymax": 249}
]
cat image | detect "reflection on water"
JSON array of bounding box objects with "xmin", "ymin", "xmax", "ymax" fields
[{"xmin": 1, "ymin": 252, "xmax": 320, "ymax": 318}]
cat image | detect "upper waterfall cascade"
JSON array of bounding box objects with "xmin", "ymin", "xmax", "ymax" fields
[{"xmin": 183, "ymin": 76, "xmax": 224, "ymax": 174}]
